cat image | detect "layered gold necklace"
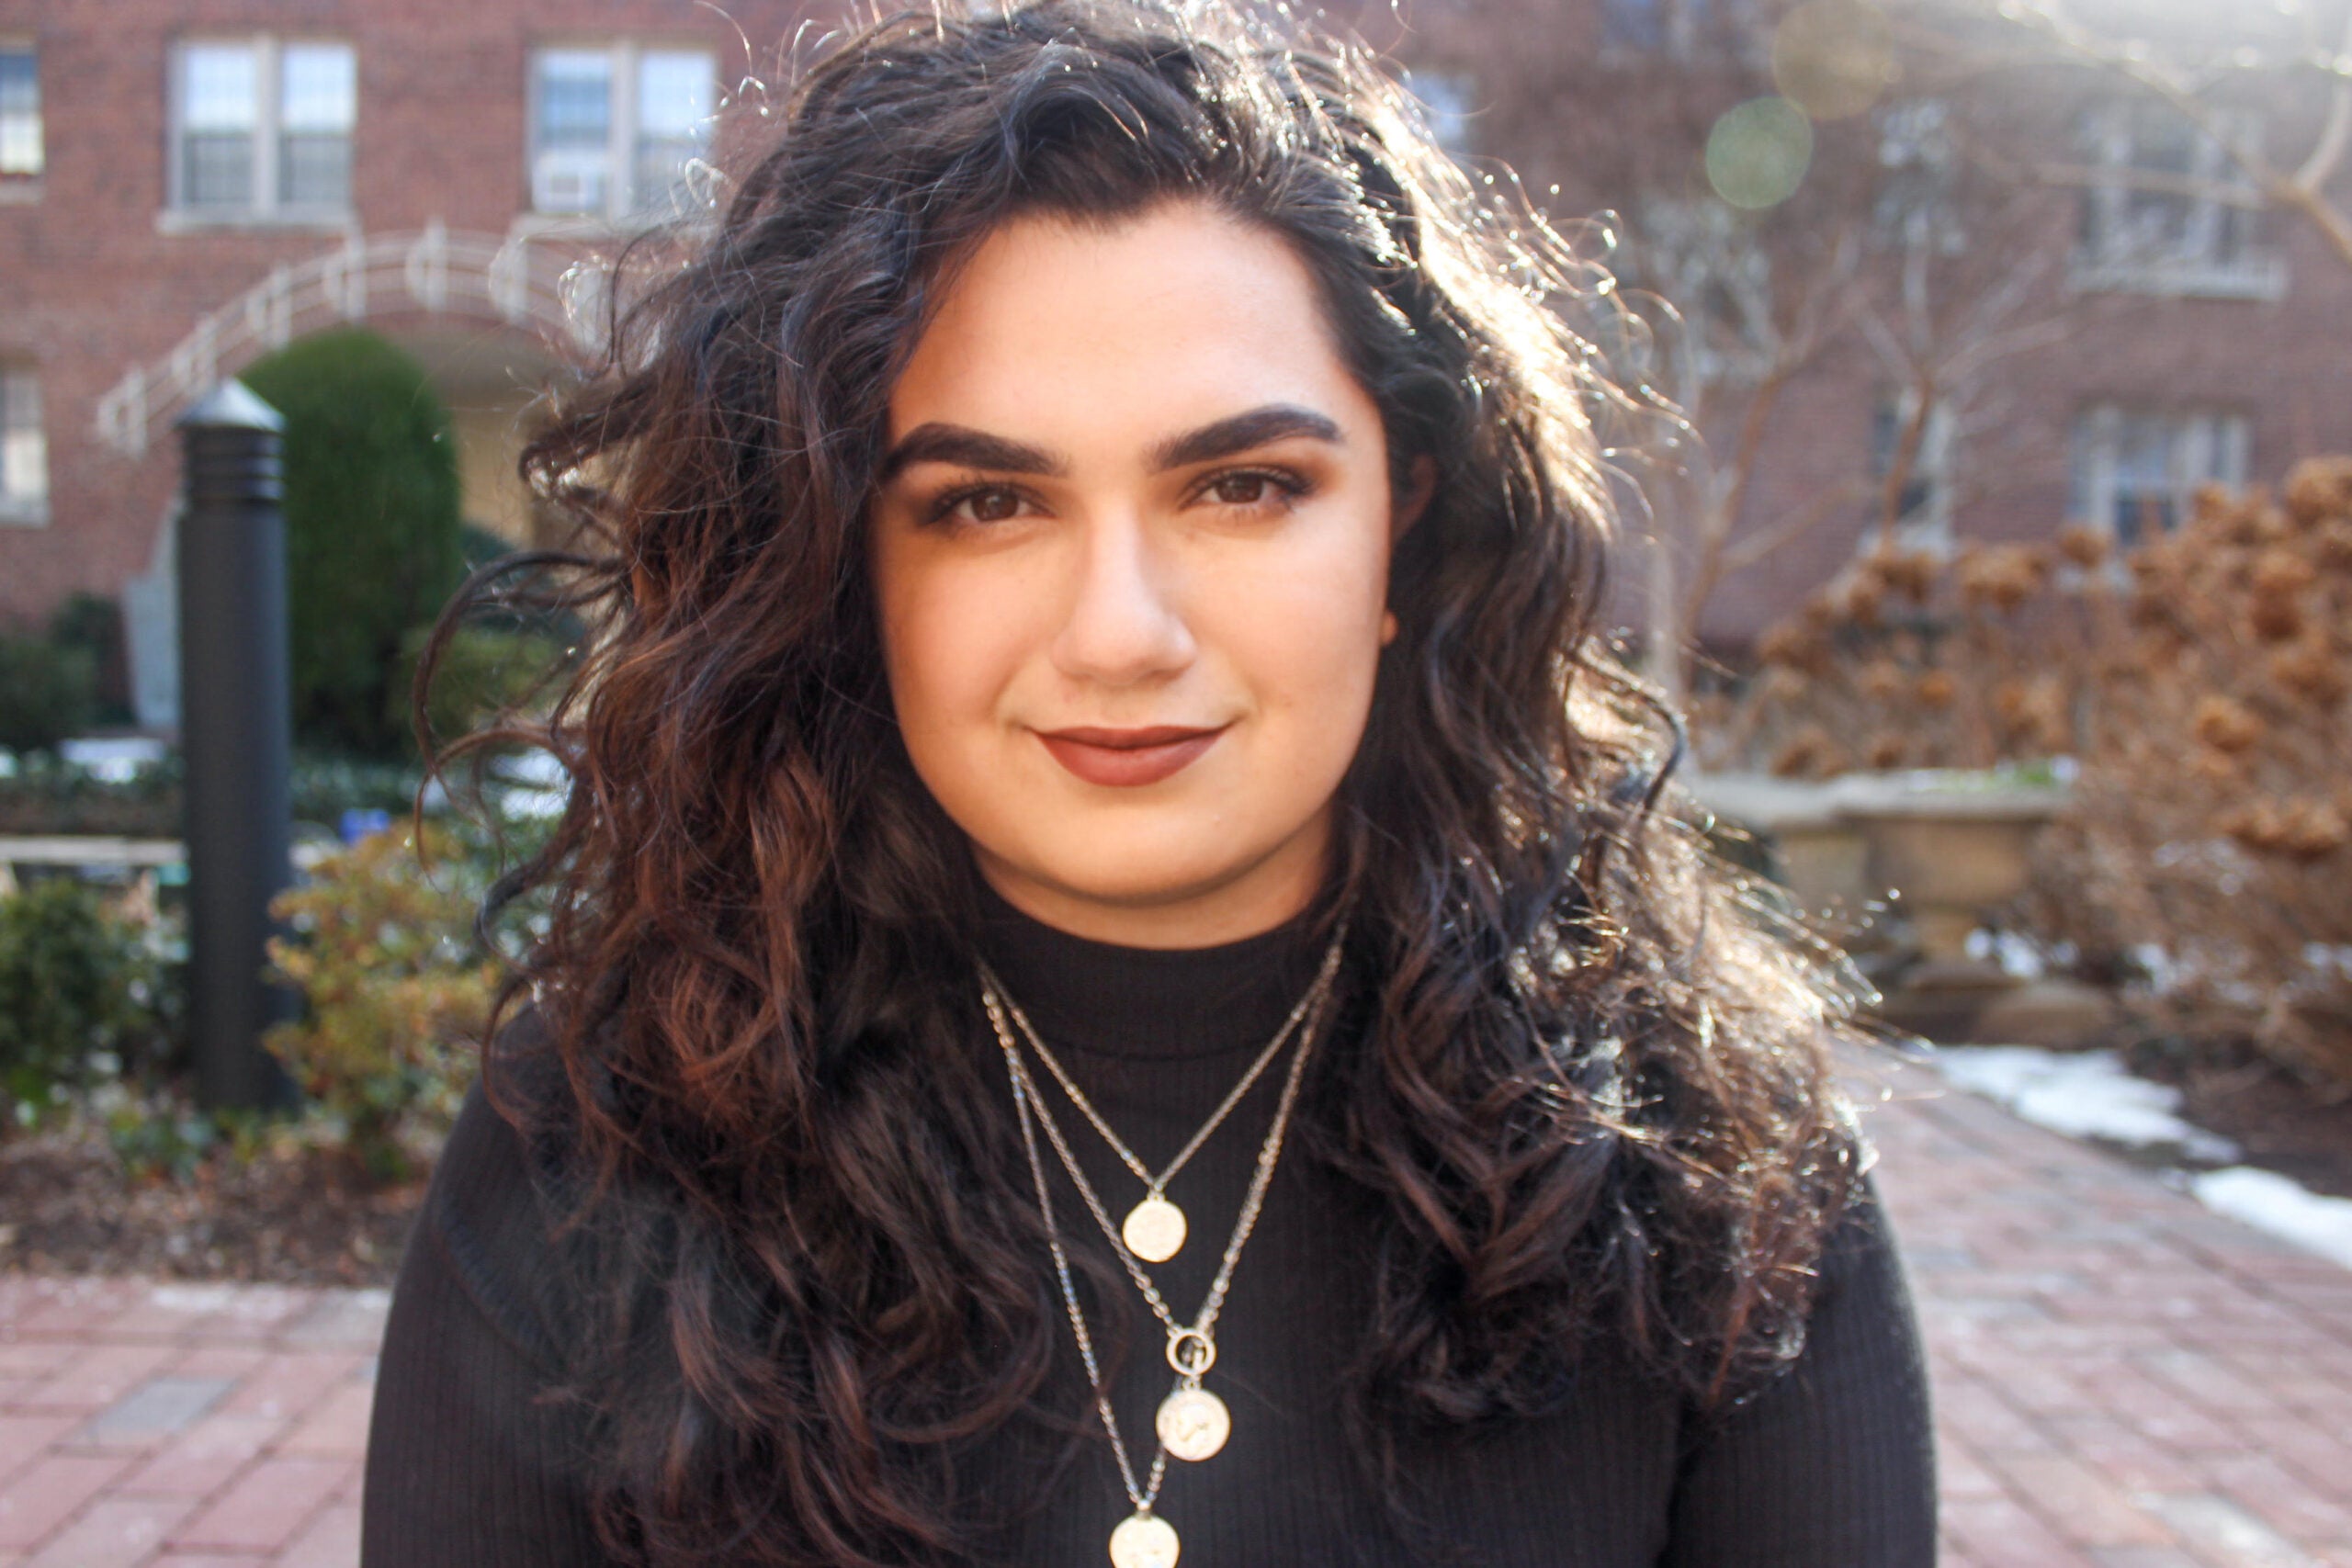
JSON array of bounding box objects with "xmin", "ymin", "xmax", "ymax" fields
[{"xmin": 978, "ymin": 931, "xmax": 1344, "ymax": 1568}]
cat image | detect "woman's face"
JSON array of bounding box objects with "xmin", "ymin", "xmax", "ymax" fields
[{"xmin": 869, "ymin": 199, "xmax": 1427, "ymax": 948}]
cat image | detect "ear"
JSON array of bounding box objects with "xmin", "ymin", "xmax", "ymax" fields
[{"xmin": 1392, "ymin": 453, "xmax": 1437, "ymax": 543}]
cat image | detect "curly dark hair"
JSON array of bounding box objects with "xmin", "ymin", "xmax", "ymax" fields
[{"xmin": 416, "ymin": 2, "xmax": 1879, "ymax": 1563}]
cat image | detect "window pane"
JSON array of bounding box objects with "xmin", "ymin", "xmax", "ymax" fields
[
  {"xmin": 281, "ymin": 44, "xmax": 354, "ymax": 132},
  {"xmin": 1604, "ymin": 0, "xmax": 1666, "ymax": 49},
  {"xmin": 280, "ymin": 132, "xmax": 349, "ymax": 207},
  {"xmin": 0, "ymin": 51, "xmax": 32, "ymax": 117},
  {"xmin": 1, "ymin": 369, "xmax": 45, "ymax": 509},
  {"xmin": 0, "ymin": 367, "xmax": 37, "ymax": 429},
  {"xmin": 633, "ymin": 51, "xmax": 711, "ymax": 214},
  {"xmin": 184, "ymin": 131, "xmax": 255, "ymax": 208},
  {"xmin": 2111, "ymin": 412, "xmax": 2175, "ymax": 545},
  {"xmin": 636, "ymin": 51, "xmax": 711, "ymax": 139},
  {"xmin": 184, "ymin": 43, "xmax": 259, "ymax": 131},
  {"xmin": 536, "ymin": 50, "xmax": 611, "ymax": 152},
  {"xmin": 0, "ymin": 51, "xmax": 37, "ymax": 177}
]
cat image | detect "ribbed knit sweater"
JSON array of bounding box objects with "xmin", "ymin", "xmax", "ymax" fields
[{"xmin": 361, "ymin": 890, "xmax": 1938, "ymax": 1566}]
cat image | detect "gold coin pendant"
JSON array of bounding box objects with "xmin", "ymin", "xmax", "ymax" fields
[
  {"xmin": 1122, "ymin": 1196, "xmax": 1187, "ymax": 1263},
  {"xmin": 1109, "ymin": 1510, "xmax": 1181, "ymax": 1568},
  {"xmin": 1155, "ymin": 1383, "xmax": 1231, "ymax": 1462}
]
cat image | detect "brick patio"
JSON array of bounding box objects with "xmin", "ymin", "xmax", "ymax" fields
[{"xmin": 3, "ymin": 1055, "xmax": 2351, "ymax": 1566}]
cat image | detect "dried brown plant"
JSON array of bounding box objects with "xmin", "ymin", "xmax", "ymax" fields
[{"xmin": 1696, "ymin": 457, "xmax": 2352, "ymax": 1081}]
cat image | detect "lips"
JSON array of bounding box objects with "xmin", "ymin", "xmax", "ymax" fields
[{"xmin": 1035, "ymin": 724, "xmax": 1227, "ymax": 788}]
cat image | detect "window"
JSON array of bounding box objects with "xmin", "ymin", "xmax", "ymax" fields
[
  {"xmin": 1602, "ymin": 0, "xmax": 1740, "ymax": 59},
  {"xmin": 0, "ymin": 365, "xmax": 47, "ymax": 525},
  {"xmin": 1629, "ymin": 197, "xmax": 1776, "ymax": 386},
  {"xmin": 170, "ymin": 39, "xmax": 355, "ymax": 217},
  {"xmin": 2075, "ymin": 101, "xmax": 2276, "ymax": 297},
  {"xmin": 2069, "ymin": 405, "xmax": 2248, "ymax": 547},
  {"xmin": 1869, "ymin": 392, "xmax": 1954, "ymax": 548},
  {"xmin": 0, "ymin": 46, "xmax": 40, "ymax": 179},
  {"xmin": 529, "ymin": 44, "xmax": 714, "ymax": 221},
  {"xmin": 1874, "ymin": 99, "xmax": 1961, "ymax": 252},
  {"xmin": 1603, "ymin": 0, "xmax": 1668, "ymax": 51}
]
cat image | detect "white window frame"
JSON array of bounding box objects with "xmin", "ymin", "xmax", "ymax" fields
[
  {"xmin": 0, "ymin": 362, "xmax": 49, "ymax": 527},
  {"xmin": 1873, "ymin": 98, "xmax": 1963, "ymax": 254},
  {"xmin": 2073, "ymin": 101, "xmax": 2281, "ymax": 299},
  {"xmin": 526, "ymin": 41, "xmax": 716, "ymax": 225},
  {"xmin": 1630, "ymin": 197, "xmax": 1778, "ymax": 389},
  {"xmin": 164, "ymin": 36, "xmax": 356, "ymax": 226},
  {"xmin": 0, "ymin": 40, "xmax": 41, "ymax": 187},
  {"xmin": 2070, "ymin": 403, "xmax": 2250, "ymax": 548}
]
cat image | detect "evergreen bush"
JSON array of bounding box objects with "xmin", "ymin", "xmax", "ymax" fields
[
  {"xmin": 0, "ymin": 879, "xmax": 173, "ymax": 1126},
  {"xmin": 238, "ymin": 330, "xmax": 463, "ymax": 759},
  {"xmin": 0, "ymin": 632, "xmax": 96, "ymax": 756}
]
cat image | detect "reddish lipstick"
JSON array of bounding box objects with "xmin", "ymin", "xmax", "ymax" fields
[{"xmin": 1036, "ymin": 725, "xmax": 1227, "ymax": 787}]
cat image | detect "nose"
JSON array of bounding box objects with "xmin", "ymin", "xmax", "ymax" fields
[{"xmin": 1049, "ymin": 509, "xmax": 1196, "ymax": 688}]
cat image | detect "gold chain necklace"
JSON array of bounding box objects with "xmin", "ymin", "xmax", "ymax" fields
[
  {"xmin": 977, "ymin": 937, "xmax": 1340, "ymax": 1263},
  {"xmin": 981, "ymin": 947, "xmax": 1339, "ymax": 1568}
]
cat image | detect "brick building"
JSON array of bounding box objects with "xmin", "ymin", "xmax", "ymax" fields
[
  {"xmin": 1385, "ymin": 0, "xmax": 2352, "ymax": 660},
  {"xmin": 4, "ymin": 0, "xmax": 2349, "ymax": 728},
  {"xmin": 0, "ymin": 0, "xmax": 808, "ymax": 725}
]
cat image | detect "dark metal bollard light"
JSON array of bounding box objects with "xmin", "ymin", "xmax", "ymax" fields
[{"xmin": 176, "ymin": 380, "xmax": 300, "ymax": 1111}]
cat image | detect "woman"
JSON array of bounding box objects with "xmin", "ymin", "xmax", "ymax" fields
[{"xmin": 363, "ymin": 1, "xmax": 1936, "ymax": 1563}]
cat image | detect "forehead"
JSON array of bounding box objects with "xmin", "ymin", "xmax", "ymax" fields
[{"xmin": 888, "ymin": 200, "xmax": 1364, "ymax": 447}]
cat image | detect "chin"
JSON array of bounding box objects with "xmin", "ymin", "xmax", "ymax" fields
[{"xmin": 999, "ymin": 811, "xmax": 1293, "ymax": 904}]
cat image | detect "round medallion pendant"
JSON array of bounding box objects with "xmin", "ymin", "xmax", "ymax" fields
[
  {"xmin": 1109, "ymin": 1510, "xmax": 1181, "ymax": 1568},
  {"xmin": 1155, "ymin": 1383, "xmax": 1231, "ymax": 1462},
  {"xmin": 1122, "ymin": 1196, "xmax": 1188, "ymax": 1263}
]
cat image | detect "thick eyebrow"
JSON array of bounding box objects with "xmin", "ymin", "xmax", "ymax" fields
[
  {"xmin": 877, "ymin": 403, "xmax": 1344, "ymax": 484},
  {"xmin": 1147, "ymin": 404, "xmax": 1344, "ymax": 471},
  {"xmin": 877, "ymin": 425, "xmax": 1063, "ymax": 483}
]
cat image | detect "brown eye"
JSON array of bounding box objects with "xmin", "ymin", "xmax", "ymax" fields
[
  {"xmin": 1209, "ymin": 472, "xmax": 1270, "ymax": 506},
  {"xmin": 950, "ymin": 487, "xmax": 1023, "ymax": 524}
]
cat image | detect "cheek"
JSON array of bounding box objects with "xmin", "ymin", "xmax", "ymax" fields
[
  {"xmin": 1218, "ymin": 519, "xmax": 1390, "ymax": 743},
  {"xmin": 875, "ymin": 551, "xmax": 1023, "ymax": 743}
]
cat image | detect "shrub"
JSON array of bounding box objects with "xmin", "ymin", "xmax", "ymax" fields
[
  {"xmin": 0, "ymin": 632, "xmax": 96, "ymax": 756},
  {"xmin": 265, "ymin": 820, "xmax": 495, "ymax": 1180},
  {"xmin": 0, "ymin": 879, "xmax": 173, "ymax": 1125},
  {"xmin": 46, "ymin": 592, "xmax": 133, "ymax": 727},
  {"xmin": 1707, "ymin": 461, "xmax": 2352, "ymax": 1083},
  {"xmin": 239, "ymin": 330, "xmax": 464, "ymax": 760},
  {"xmin": 390, "ymin": 625, "xmax": 567, "ymax": 752}
]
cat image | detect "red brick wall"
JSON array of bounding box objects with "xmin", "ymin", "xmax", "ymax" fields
[
  {"xmin": 0, "ymin": 0, "xmax": 811, "ymax": 629},
  {"xmin": 7, "ymin": 0, "xmax": 2352, "ymax": 671}
]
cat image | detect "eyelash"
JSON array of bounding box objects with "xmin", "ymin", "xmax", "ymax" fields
[{"xmin": 921, "ymin": 466, "xmax": 1315, "ymax": 529}]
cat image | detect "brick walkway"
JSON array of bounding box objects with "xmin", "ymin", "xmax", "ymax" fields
[{"xmin": 3, "ymin": 1056, "xmax": 2350, "ymax": 1566}]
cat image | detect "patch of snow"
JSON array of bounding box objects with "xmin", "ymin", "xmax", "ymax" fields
[
  {"xmin": 1934, "ymin": 1045, "xmax": 2240, "ymax": 1163},
  {"xmin": 494, "ymin": 749, "xmax": 571, "ymax": 819},
  {"xmin": 498, "ymin": 784, "xmax": 570, "ymax": 819},
  {"xmin": 2188, "ymin": 1168, "xmax": 2352, "ymax": 1272},
  {"xmin": 58, "ymin": 736, "xmax": 169, "ymax": 781},
  {"xmin": 149, "ymin": 1282, "xmax": 240, "ymax": 1314},
  {"xmin": 1964, "ymin": 927, "xmax": 2046, "ymax": 979},
  {"xmin": 2304, "ymin": 943, "xmax": 2352, "ymax": 979},
  {"xmin": 2130, "ymin": 942, "xmax": 2179, "ymax": 997}
]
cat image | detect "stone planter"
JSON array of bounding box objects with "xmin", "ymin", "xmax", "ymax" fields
[{"xmin": 1688, "ymin": 768, "xmax": 2118, "ymax": 1045}]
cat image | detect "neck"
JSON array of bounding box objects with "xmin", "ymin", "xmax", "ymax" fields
[
  {"xmin": 968, "ymin": 804, "xmax": 1336, "ymax": 949},
  {"xmin": 970, "ymin": 812, "xmax": 1332, "ymax": 950},
  {"xmin": 970, "ymin": 874, "xmax": 1337, "ymax": 1061}
]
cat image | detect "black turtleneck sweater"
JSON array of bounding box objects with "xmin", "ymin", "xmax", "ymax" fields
[{"xmin": 362, "ymin": 893, "xmax": 1937, "ymax": 1566}]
